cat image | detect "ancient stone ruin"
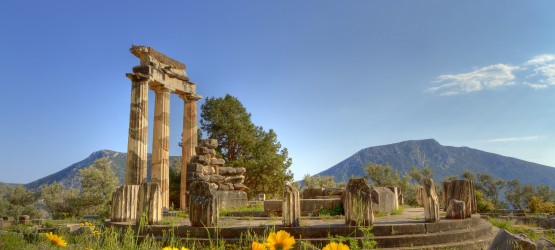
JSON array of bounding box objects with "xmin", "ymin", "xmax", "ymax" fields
[
  {"xmin": 189, "ymin": 180, "xmax": 219, "ymax": 227},
  {"xmin": 421, "ymin": 178, "xmax": 440, "ymax": 223},
  {"xmin": 282, "ymin": 183, "xmax": 301, "ymax": 227},
  {"xmin": 344, "ymin": 178, "xmax": 374, "ymax": 226},
  {"xmin": 186, "ymin": 139, "xmax": 248, "ymax": 209},
  {"xmin": 112, "ymin": 45, "xmax": 201, "ymax": 223},
  {"xmin": 443, "ymin": 179, "xmax": 477, "ymax": 219}
]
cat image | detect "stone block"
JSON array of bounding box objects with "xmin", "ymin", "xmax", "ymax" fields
[
  {"xmin": 208, "ymin": 175, "xmax": 225, "ymax": 183},
  {"xmin": 235, "ymin": 167, "xmax": 246, "ymax": 174},
  {"xmin": 283, "ymin": 184, "xmax": 301, "ymax": 227},
  {"xmin": 301, "ymin": 198, "xmax": 343, "ymax": 215},
  {"xmin": 224, "ymin": 176, "xmax": 245, "ymax": 184},
  {"xmin": 344, "ymin": 178, "xmax": 373, "ymax": 226},
  {"xmin": 302, "ymin": 188, "xmax": 324, "ymax": 199},
  {"xmin": 537, "ymin": 237, "xmax": 555, "ymax": 250},
  {"xmin": 187, "ymin": 172, "xmax": 209, "ymax": 182},
  {"xmin": 18, "ymin": 215, "xmax": 30, "ymax": 223},
  {"xmin": 210, "ymin": 158, "xmax": 225, "ymax": 167},
  {"xmin": 215, "ymin": 190, "xmax": 248, "ymax": 209},
  {"xmin": 387, "ymin": 186, "xmax": 400, "ymax": 210},
  {"xmin": 446, "ymin": 199, "xmax": 466, "ymax": 219},
  {"xmin": 218, "ymin": 167, "xmax": 236, "ymax": 175},
  {"xmin": 323, "ymin": 188, "xmax": 344, "ymax": 197},
  {"xmin": 371, "ymin": 187, "xmax": 396, "ymax": 214},
  {"xmin": 442, "ymin": 179, "xmax": 476, "ymax": 217},
  {"xmin": 202, "ymin": 166, "xmax": 215, "ymax": 175},
  {"xmin": 111, "ymin": 185, "xmax": 139, "ymax": 222},
  {"xmin": 488, "ymin": 229, "xmax": 536, "ymax": 250},
  {"xmin": 137, "ymin": 182, "xmax": 162, "ymax": 225},
  {"xmin": 233, "ymin": 183, "xmax": 249, "ymax": 191},
  {"xmin": 256, "ymin": 193, "xmax": 266, "ymax": 201},
  {"xmin": 191, "ymin": 155, "xmax": 209, "ymax": 165},
  {"xmin": 189, "ymin": 181, "xmax": 219, "ymax": 227},
  {"xmin": 201, "ymin": 139, "xmax": 218, "ymax": 149},
  {"xmin": 422, "ymin": 179, "xmax": 440, "ymax": 223},
  {"xmin": 195, "ymin": 146, "xmax": 211, "ymax": 156},
  {"xmin": 83, "ymin": 215, "xmax": 100, "ymax": 221},
  {"xmin": 187, "ymin": 163, "xmax": 204, "ymax": 172}
]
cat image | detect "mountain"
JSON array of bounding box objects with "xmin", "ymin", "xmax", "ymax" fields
[
  {"xmin": 25, "ymin": 150, "xmax": 182, "ymax": 190},
  {"xmin": 315, "ymin": 139, "xmax": 555, "ymax": 189}
]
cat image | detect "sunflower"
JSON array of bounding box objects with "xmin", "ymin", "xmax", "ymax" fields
[
  {"xmin": 322, "ymin": 242, "xmax": 350, "ymax": 250},
  {"xmin": 45, "ymin": 232, "xmax": 67, "ymax": 247},
  {"xmin": 161, "ymin": 247, "xmax": 189, "ymax": 250},
  {"xmin": 252, "ymin": 241, "xmax": 266, "ymax": 250},
  {"xmin": 265, "ymin": 230, "xmax": 295, "ymax": 250}
]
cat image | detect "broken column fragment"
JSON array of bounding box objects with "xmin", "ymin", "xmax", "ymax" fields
[
  {"xmin": 422, "ymin": 178, "xmax": 440, "ymax": 223},
  {"xmin": 344, "ymin": 178, "xmax": 373, "ymax": 226},
  {"xmin": 282, "ymin": 183, "xmax": 301, "ymax": 227}
]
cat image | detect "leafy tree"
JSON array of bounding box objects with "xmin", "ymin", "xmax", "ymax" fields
[
  {"xmin": 169, "ymin": 158, "xmax": 182, "ymax": 210},
  {"xmin": 39, "ymin": 182, "xmax": 80, "ymax": 219},
  {"xmin": 365, "ymin": 163, "xmax": 402, "ymax": 186},
  {"xmin": 462, "ymin": 170, "xmax": 475, "ymax": 181},
  {"xmin": 200, "ymin": 94, "xmax": 293, "ymax": 197},
  {"xmin": 78, "ymin": 158, "xmax": 118, "ymax": 217},
  {"xmin": 475, "ymin": 190, "xmax": 494, "ymax": 213},
  {"xmin": 476, "ymin": 173, "xmax": 506, "ymax": 209},
  {"xmin": 536, "ymin": 184, "xmax": 555, "ymax": 203},
  {"xmin": 303, "ymin": 174, "xmax": 336, "ymax": 189},
  {"xmin": 3, "ymin": 185, "xmax": 39, "ymax": 218}
]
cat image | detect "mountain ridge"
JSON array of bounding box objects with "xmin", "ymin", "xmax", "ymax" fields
[{"xmin": 315, "ymin": 139, "xmax": 555, "ymax": 188}]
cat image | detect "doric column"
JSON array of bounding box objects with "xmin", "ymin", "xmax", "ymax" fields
[
  {"xmin": 179, "ymin": 94, "xmax": 200, "ymax": 210},
  {"xmin": 151, "ymin": 87, "xmax": 170, "ymax": 211},
  {"xmin": 125, "ymin": 74, "xmax": 149, "ymax": 185}
]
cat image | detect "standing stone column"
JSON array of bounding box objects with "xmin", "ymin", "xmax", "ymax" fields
[
  {"xmin": 137, "ymin": 183, "xmax": 162, "ymax": 225},
  {"xmin": 180, "ymin": 95, "xmax": 200, "ymax": 210},
  {"xmin": 151, "ymin": 87, "xmax": 170, "ymax": 211},
  {"xmin": 125, "ymin": 74, "xmax": 149, "ymax": 185},
  {"xmin": 422, "ymin": 178, "xmax": 440, "ymax": 223},
  {"xmin": 344, "ymin": 178, "xmax": 374, "ymax": 226},
  {"xmin": 443, "ymin": 179, "xmax": 476, "ymax": 218},
  {"xmin": 189, "ymin": 181, "xmax": 218, "ymax": 227},
  {"xmin": 282, "ymin": 183, "xmax": 300, "ymax": 227},
  {"xmin": 111, "ymin": 185, "xmax": 139, "ymax": 222}
]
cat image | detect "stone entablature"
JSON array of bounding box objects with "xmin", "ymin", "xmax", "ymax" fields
[{"xmin": 117, "ymin": 45, "xmax": 202, "ymax": 223}]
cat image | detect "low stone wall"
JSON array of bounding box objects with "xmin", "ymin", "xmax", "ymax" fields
[
  {"xmin": 264, "ymin": 198, "xmax": 343, "ymax": 216},
  {"xmin": 215, "ymin": 190, "xmax": 248, "ymax": 209},
  {"xmin": 513, "ymin": 217, "xmax": 555, "ymax": 229}
]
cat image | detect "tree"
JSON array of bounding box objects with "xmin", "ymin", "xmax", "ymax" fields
[
  {"xmin": 200, "ymin": 94, "xmax": 293, "ymax": 197},
  {"xmin": 476, "ymin": 173, "xmax": 506, "ymax": 209},
  {"xmin": 39, "ymin": 182, "xmax": 80, "ymax": 219},
  {"xmin": 365, "ymin": 163, "xmax": 402, "ymax": 186},
  {"xmin": 78, "ymin": 158, "xmax": 118, "ymax": 217},
  {"xmin": 303, "ymin": 174, "xmax": 336, "ymax": 189},
  {"xmin": 4, "ymin": 185, "xmax": 39, "ymax": 219}
]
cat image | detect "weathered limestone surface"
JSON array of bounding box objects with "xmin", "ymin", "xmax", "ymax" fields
[
  {"xmin": 442, "ymin": 179, "xmax": 476, "ymax": 217},
  {"xmin": 488, "ymin": 229, "xmax": 536, "ymax": 250},
  {"xmin": 344, "ymin": 178, "xmax": 373, "ymax": 226},
  {"xmin": 180, "ymin": 96, "xmax": 200, "ymax": 209},
  {"xmin": 125, "ymin": 77, "xmax": 149, "ymax": 185},
  {"xmin": 387, "ymin": 187, "xmax": 400, "ymax": 210},
  {"xmin": 371, "ymin": 187, "xmax": 396, "ymax": 214},
  {"xmin": 111, "ymin": 185, "xmax": 139, "ymax": 222},
  {"xmin": 185, "ymin": 139, "xmax": 248, "ymax": 209},
  {"xmin": 122, "ymin": 45, "xmax": 202, "ymax": 211},
  {"xmin": 416, "ymin": 186, "xmax": 423, "ymax": 206},
  {"xmin": 137, "ymin": 183, "xmax": 162, "ymax": 225},
  {"xmin": 151, "ymin": 87, "xmax": 170, "ymax": 210},
  {"xmin": 422, "ymin": 178, "xmax": 440, "ymax": 223},
  {"xmin": 302, "ymin": 188, "xmax": 324, "ymax": 199},
  {"xmin": 282, "ymin": 184, "xmax": 301, "ymax": 227},
  {"xmin": 189, "ymin": 181, "xmax": 218, "ymax": 227},
  {"xmin": 446, "ymin": 199, "xmax": 466, "ymax": 219}
]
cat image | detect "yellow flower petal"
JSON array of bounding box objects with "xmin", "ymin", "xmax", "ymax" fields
[
  {"xmin": 45, "ymin": 232, "xmax": 67, "ymax": 247},
  {"xmin": 265, "ymin": 230, "xmax": 295, "ymax": 250},
  {"xmin": 322, "ymin": 242, "xmax": 350, "ymax": 250},
  {"xmin": 252, "ymin": 241, "xmax": 266, "ymax": 250}
]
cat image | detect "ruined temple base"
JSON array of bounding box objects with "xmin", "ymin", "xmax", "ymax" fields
[
  {"xmin": 106, "ymin": 207, "xmax": 495, "ymax": 249},
  {"xmin": 215, "ymin": 190, "xmax": 247, "ymax": 209}
]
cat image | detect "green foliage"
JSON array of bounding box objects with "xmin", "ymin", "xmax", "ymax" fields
[
  {"xmin": 39, "ymin": 182, "xmax": 80, "ymax": 219},
  {"xmin": 318, "ymin": 204, "xmax": 344, "ymax": 216},
  {"xmin": 2, "ymin": 185, "xmax": 39, "ymax": 219},
  {"xmin": 303, "ymin": 174, "xmax": 337, "ymax": 188},
  {"xmin": 78, "ymin": 158, "xmax": 118, "ymax": 217},
  {"xmin": 476, "ymin": 173, "xmax": 507, "ymax": 209},
  {"xmin": 200, "ymin": 94, "xmax": 293, "ymax": 197},
  {"xmin": 169, "ymin": 158, "xmax": 182, "ymax": 209},
  {"xmin": 365, "ymin": 163, "xmax": 402, "ymax": 186},
  {"xmin": 475, "ymin": 190, "xmax": 495, "ymax": 213}
]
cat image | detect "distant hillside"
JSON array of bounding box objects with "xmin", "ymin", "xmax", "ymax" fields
[
  {"xmin": 315, "ymin": 139, "xmax": 555, "ymax": 188},
  {"xmin": 25, "ymin": 150, "xmax": 182, "ymax": 190}
]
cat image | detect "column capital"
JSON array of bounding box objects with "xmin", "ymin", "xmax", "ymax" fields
[
  {"xmin": 126, "ymin": 73, "xmax": 150, "ymax": 82},
  {"xmin": 179, "ymin": 93, "xmax": 202, "ymax": 102},
  {"xmin": 150, "ymin": 85, "xmax": 172, "ymax": 93}
]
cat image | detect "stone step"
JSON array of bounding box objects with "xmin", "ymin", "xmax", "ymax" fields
[{"xmin": 135, "ymin": 219, "xmax": 492, "ymax": 249}]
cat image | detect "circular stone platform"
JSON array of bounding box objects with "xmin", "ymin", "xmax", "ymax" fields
[{"xmin": 106, "ymin": 208, "xmax": 495, "ymax": 249}]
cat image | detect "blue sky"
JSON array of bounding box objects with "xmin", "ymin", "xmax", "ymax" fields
[{"xmin": 1, "ymin": 1, "xmax": 554, "ymax": 184}]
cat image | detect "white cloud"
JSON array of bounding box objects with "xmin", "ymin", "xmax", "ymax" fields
[
  {"xmin": 525, "ymin": 54, "xmax": 555, "ymax": 66},
  {"xmin": 481, "ymin": 136, "xmax": 542, "ymax": 143},
  {"xmin": 429, "ymin": 53, "xmax": 555, "ymax": 95},
  {"xmin": 427, "ymin": 64, "xmax": 518, "ymax": 96}
]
